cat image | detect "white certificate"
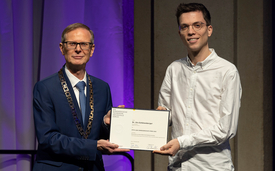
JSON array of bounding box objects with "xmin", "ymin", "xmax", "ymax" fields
[{"xmin": 109, "ymin": 108, "xmax": 169, "ymax": 151}]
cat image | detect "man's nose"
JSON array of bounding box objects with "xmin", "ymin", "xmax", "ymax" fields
[
  {"xmin": 187, "ymin": 25, "xmax": 196, "ymax": 34},
  {"xmin": 75, "ymin": 43, "xmax": 82, "ymax": 51}
]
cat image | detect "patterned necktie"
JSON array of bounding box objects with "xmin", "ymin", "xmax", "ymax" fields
[{"xmin": 76, "ymin": 81, "xmax": 86, "ymax": 124}]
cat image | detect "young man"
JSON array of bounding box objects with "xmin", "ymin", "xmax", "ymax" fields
[
  {"xmin": 153, "ymin": 3, "xmax": 242, "ymax": 171},
  {"xmin": 33, "ymin": 23, "xmax": 128, "ymax": 171}
]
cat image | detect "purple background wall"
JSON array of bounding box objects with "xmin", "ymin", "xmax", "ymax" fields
[{"xmin": 0, "ymin": 0, "xmax": 133, "ymax": 170}]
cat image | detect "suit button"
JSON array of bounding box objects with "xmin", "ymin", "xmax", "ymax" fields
[{"xmin": 78, "ymin": 167, "xmax": 82, "ymax": 171}]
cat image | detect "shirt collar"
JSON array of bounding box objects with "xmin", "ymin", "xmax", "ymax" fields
[
  {"xmin": 186, "ymin": 48, "xmax": 216, "ymax": 70},
  {"xmin": 65, "ymin": 65, "xmax": 87, "ymax": 88}
]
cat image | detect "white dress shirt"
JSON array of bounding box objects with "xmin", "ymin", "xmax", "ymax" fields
[
  {"xmin": 65, "ymin": 65, "xmax": 87, "ymax": 108},
  {"xmin": 158, "ymin": 49, "xmax": 242, "ymax": 171}
]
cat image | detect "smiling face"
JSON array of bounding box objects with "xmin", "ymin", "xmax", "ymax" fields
[
  {"xmin": 178, "ymin": 11, "xmax": 212, "ymax": 55},
  {"xmin": 59, "ymin": 28, "xmax": 95, "ymax": 71}
]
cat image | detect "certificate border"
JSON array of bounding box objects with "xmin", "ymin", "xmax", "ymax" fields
[{"xmin": 109, "ymin": 107, "xmax": 170, "ymax": 151}]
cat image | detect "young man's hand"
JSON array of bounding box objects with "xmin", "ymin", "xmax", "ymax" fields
[
  {"xmin": 156, "ymin": 106, "xmax": 167, "ymax": 110},
  {"xmin": 153, "ymin": 139, "xmax": 180, "ymax": 156}
]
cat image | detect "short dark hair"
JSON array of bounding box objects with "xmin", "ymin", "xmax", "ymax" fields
[
  {"xmin": 61, "ymin": 23, "xmax": 94, "ymax": 43},
  {"xmin": 175, "ymin": 3, "xmax": 211, "ymax": 26}
]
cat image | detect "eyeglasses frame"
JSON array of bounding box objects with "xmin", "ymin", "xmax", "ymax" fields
[
  {"xmin": 179, "ymin": 22, "xmax": 209, "ymax": 33},
  {"xmin": 62, "ymin": 41, "xmax": 93, "ymax": 50}
]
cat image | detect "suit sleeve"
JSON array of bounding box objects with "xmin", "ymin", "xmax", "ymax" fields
[{"xmin": 99, "ymin": 83, "xmax": 113, "ymax": 139}]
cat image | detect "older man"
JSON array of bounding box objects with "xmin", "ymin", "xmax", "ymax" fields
[{"xmin": 33, "ymin": 23, "xmax": 128, "ymax": 171}]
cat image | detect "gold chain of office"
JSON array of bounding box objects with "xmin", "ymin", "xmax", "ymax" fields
[{"xmin": 58, "ymin": 69, "xmax": 94, "ymax": 139}]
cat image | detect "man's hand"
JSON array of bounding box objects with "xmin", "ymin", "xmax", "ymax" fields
[
  {"xmin": 97, "ymin": 139, "xmax": 130, "ymax": 154},
  {"xmin": 156, "ymin": 106, "xmax": 167, "ymax": 110},
  {"xmin": 153, "ymin": 139, "xmax": 180, "ymax": 156},
  {"xmin": 104, "ymin": 105, "xmax": 125, "ymax": 125}
]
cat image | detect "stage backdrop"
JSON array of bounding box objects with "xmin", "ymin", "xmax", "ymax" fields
[{"xmin": 0, "ymin": 0, "xmax": 134, "ymax": 170}]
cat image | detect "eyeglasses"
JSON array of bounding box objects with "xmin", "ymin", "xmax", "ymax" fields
[
  {"xmin": 63, "ymin": 41, "xmax": 93, "ymax": 50},
  {"xmin": 179, "ymin": 22, "xmax": 207, "ymax": 32}
]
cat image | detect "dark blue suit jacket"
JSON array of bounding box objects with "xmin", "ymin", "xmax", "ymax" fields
[{"xmin": 33, "ymin": 66, "xmax": 112, "ymax": 171}]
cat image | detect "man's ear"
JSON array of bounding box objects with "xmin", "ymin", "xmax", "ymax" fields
[
  {"xmin": 59, "ymin": 43, "xmax": 65, "ymax": 55},
  {"xmin": 90, "ymin": 44, "xmax": 95, "ymax": 57},
  {"xmin": 207, "ymin": 25, "xmax": 213, "ymax": 37}
]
